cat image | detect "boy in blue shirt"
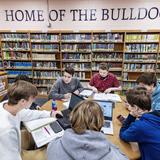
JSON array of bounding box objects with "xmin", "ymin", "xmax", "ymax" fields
[
  {"xmin": 136, "ymin": 72, "xmax": 160, "ymax": 111},
  {"xmin": 119, "ymin": 87, "xmax": 160, "ymax": 160}
]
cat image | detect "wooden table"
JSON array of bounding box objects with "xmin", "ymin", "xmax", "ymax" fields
[{"xmin": 41, "ymin": 100, "xmax": 140, "ymax": 160}]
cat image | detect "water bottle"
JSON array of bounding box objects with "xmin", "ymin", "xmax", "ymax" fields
[{"xmin": 52, "ymin": 99, "xmax": 57, "ymax": 111}]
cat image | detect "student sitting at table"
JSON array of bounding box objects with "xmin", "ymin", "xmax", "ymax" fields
[
  {"xmin": 136, "ymin": 72, "xmax": 160, "ymax": 111},
  {"xmin": 119, "ymin": 87, "xmax": 160, "ymax": 160},
  {"xmin": 48, "ymin": 66, "xmax": 83, "ymax": 100},
  {"xmin": 1, "ymin": 74, "xmax": 40, "ymax": 110},
  {"xmin": 88, "ymin": 63, "xmax": 122, "ymax": 93},
  {"xmin": 0, "ymin": 80, "xmax": 61, "ymax": 160},
  {"xmin": 47, "ymin": 100, "xmax": 128, "ymax": 160}
]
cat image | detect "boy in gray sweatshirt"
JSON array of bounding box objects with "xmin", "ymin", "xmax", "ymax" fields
[{"xmin": 48, "ymin": 66, "xmax": 83, "ymax": 100}]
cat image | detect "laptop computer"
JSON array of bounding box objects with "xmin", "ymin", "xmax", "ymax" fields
[
  {"xmin": 57, "ymin": 93, "xmax": 84, "ymax": 129},
  {"xmin": 95, "ymin": 100, "xmax": 114, "ymax": 135}
]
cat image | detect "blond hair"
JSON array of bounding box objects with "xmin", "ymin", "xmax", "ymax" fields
[{"xmin": 70, "ymin": 100, "xmax": 104, "ymax": 134}]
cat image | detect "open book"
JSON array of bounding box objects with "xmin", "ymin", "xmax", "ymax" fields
[
  {"xmin": 93, "ymin": 93, "xmax": 122, "ymax": 102},
  {"xmin": 23, "ymin": 117, "xmax": 64, "ymax": 148}
]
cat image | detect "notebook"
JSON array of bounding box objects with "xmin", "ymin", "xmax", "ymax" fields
[
  {"xmin": 95, "ymin": 100, "xmax": 114, "ymax": 135},
  {"xmin": 57, "ymin": 93, "xmax": 84, "ymax": 129},
  {"xmin": 24, "ymin": 118, "xmax": 64, "ymax": 148}
]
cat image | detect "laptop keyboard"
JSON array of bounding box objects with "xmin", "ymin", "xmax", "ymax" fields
[{"xmin": 104, "ymin": 121, "xmax": 111, "ymax": 128}]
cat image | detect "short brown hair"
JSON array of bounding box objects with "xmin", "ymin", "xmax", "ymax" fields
[
  {"xmin": 99, "ymin": 63, "xmax": 109, "ymax": 71},
  {"xmin": 64, "ymin": 66, "xmax": 74, "ymax": 76},
  {"xmin": 8, "ymin": 80, "xmax": 38, "ymax": 105},
  {"xmin": 136, "ymin": 73, "xmax": 157, "ymax": 87},
  {"xmin": 126, "ymin": 87, "xmax": 151, "ymax": 111},
  {"xmin": 70, "ymin": 100, "xmax": 104, "ymax": 134}
]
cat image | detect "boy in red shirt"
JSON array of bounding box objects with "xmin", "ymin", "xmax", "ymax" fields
[{"xmin": 88, "ymin": 63, "xmax": 121, "ymax": 93}]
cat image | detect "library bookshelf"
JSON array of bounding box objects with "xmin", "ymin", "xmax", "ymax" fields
[
  {"xmin": 0, "ymin": 71, "xmax": 8, "ymax": 100},
  {"xmin": 0, "ymin": 30, "xmax": 159, "ymax": 95}
]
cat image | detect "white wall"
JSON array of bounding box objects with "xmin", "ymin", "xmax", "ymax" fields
[{"xmin": 0, "ymin": 0, "xmax": 160, "ymax": 31}]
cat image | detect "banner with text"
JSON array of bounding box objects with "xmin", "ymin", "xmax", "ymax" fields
[{"xmin": 0, "ymin": 0, "xmax": 160, "ymax": 31}]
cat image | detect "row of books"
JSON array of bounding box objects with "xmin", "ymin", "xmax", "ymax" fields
[
  {"xmin": 124, "ymin": 54, "xmax": 157, "ymax": 61},
  {"xmin": 33, "ymin": 79, "xmax": 55, "ymax": 86},
  {"xmin": 92, "ymin": 62, "xmax": 122, "ymax": 70},
  {"xmin": 3, "ymin": 61, "xmax": 32, "ymax": 68},
  {"xmin": 32, "ymin": 53, "xmax": 56, "ymax": 60},
  {"xmin": 1, "ymin": 33, "xmax": 159, "ymax": 43},
  {"xmin": 33, "ymin": 71, "xmax": 60, "ymax": 78},
  {"xmin": 93, "ymin": 33, "xmax": 123, "ymax": 42},
  {"xmin": 62, "ymin": 53, "xmax": 91, "ymax": 60},
  {"xmin": 7, "ymin": 70, "xmax": 32, "ymax": 76},
  {"xmin": 74, "ymin": 72, "xmax": 87, "ymax": 79},
  {"xmin": 31, "ymin": 34, "xmax": 59, "ymax": 42},
  {"xmin": 61, "ymin": 34, "xmax": 91, "ymax": 41},
  {"xmin": 2, "ymin": 42, "xmax": 30, "ymax": 50},
  {"xmin": 33, "ymin": 62, "xmax": 57, "ymax": 68},
  {"xmin": 63, "ymin": 63, "xmax": 91, "ymax": 70},
  {"xmin": 3, "ymin": 51, "xmax": 31, "ymax": 60},
  {"xmin": 92, "ymin": 52, "xmax": 122, "ymax": 60},
  {"xmin": 32, "ymin": 44, "xmax": 59, "ymax": 51},
  {"xmin": 122, "ymin": 81, "xmax": 137, "ymax": 89},
  {"xmin": 92, "ymin": 44, "xmax": 115, "ymax": 51},
  {"xmin": 125, "ymin": 44, "xmax": 158, "ymax": 52},
  {"xmin": 125, "ymin": 34, "xmax": 159, "ymax": 42},
  {"xmin": 61, "ymin": 44, "xmax": 91, "ymax": 52},
  {"xmin": 124, "ymin": 63, "xmax": 155, "ymax": 71},
  {"xmin": 1, "ymin": 33, "xmax": 29, "ymax": 40}
]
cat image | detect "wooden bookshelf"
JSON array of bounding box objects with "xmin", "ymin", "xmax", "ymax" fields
[
  {"xmin": 0, "ymin": 71, "xmax": 8, "ymax": 101},
  {"xmin": 123, "ymin": 32, "xmax": 159, "ymax": 92},
  {"xmin": 30, "ymin": 32, "xmax": 61, "ymax": 95},
  {"xmin": 61, "ymin": 32, "xmax": 92, "ymax": 81},
  {"xmin": 0, "ymin": 30, "xmax": 160, "ymax": 95}
]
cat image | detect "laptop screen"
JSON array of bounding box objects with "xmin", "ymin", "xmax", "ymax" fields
[
  {"xmin": 96, "ymin": 101, "xmax": 113, "ymax": 121},
  {"xmin": 69, "ymin": 93, "xmax": 84, "ymax": 110}
]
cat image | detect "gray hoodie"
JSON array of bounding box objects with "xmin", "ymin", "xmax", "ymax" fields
[
  {"xmin": 47, "ymin": 129, "xmax": 128, "ymax": 160},
  {"xmin": 48, "ymin": 78, "xmax": 83, "ymax": 100}
]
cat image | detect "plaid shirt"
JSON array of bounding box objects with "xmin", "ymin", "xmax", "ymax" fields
[{"xmin": 89, "ymin": 73, "xmax": 119, "ymax": 92}]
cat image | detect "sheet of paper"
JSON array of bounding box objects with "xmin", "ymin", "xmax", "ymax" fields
[
  {"xmin": 31, "ymin": 124, "xmax": 64, "ymax": 147},
  {"xmin": 24, "ymin": 117, "xmax": 56, "ymax": 132},
  {"xmin": 93, "ymin": 93, "xmax": 122, "ymax": 102},
  {"xmin": 80, "ymin": 89, "xmax": 93, "ymax": 97}
]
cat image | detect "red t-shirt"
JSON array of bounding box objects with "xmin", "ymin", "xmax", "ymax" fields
[{"xmin": 89, "ymin": 73, "xmax": 119, "ymax": 92}]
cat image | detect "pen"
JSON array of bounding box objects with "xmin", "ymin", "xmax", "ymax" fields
[{"xmin": 44, "ymin": 127, "xmax": 51, "ymax": 135}]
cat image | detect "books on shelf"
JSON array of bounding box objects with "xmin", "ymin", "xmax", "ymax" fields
[
  {"xmin": 61, "ymin": 33, "xmax": 91, "ymax": 42},
  {"xmin": 31, "ymin": 33, "xmax": 59, "ymax": 42},
  {"xmin": 126, "ymin": 34, "xmax": 159, "ymax": 42},
  {"xmin": 1, "ymin": 31, "xmax": 160, "ymax": 95},
  {"xmin": 24, "ymin": 117, "xmax": 64, "ymax": 148},
  {"xmin": 93, "ymin": 33, "xmax": 123, "ymax": 42},
  {"xmin": 125, "ymin": 44, "xmax": 158, "ymax": 52},
  {"xmin": 124, "ymin": 63, "xmax": 155, "ymax": 72}
]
